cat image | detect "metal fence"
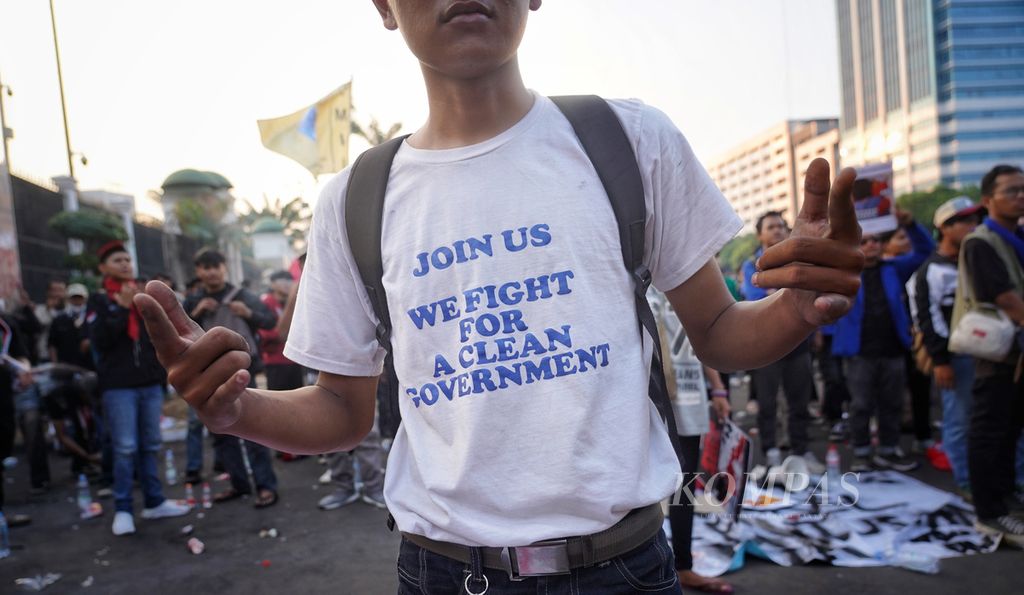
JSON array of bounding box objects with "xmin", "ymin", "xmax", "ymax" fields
[{"xmin": 13, "ymin": 176, "xmax": 212, "ymax": 300}]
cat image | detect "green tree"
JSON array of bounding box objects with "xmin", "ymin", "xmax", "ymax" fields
[
  {"xmin": 718, "ymin": 233, "xmax": 758, "ymax": 273},
  {"xmin": 896, "ymin": 185, "xmax": 980, "ymax": 232},
  {"xmin": 49, "ymin": 209, "xmax": 128, "ymax": 274}
]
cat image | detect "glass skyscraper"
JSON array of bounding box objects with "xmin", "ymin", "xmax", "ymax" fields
[{"xmin": 835, "ymin": 0, "xmax": 1024, "ymax": 192}]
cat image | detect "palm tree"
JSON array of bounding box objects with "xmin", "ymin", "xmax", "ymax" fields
[
  {"xmin": 240, "ymin": 195, "xmax": 311, "ymax": 249},
  {"xmin": 351, "ymin": 118, "xmax": 403, "ymax": 147}
]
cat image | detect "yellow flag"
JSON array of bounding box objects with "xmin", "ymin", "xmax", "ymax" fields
[{"xmin": 257, "ymin": 83, "xmax": 352, "ymax": 176}]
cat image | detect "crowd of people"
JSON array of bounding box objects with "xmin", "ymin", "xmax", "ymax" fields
[
  {"xmin": 721, "ymin": 164, "xmax": 1024, "ymax": 547},
  {"xmin": 1, "ymin": 3, "xmax": 1022, "ymax": 591},
  {"xmin": 0, "ymin": 243, "xmax": 392, "ymax": 538}
]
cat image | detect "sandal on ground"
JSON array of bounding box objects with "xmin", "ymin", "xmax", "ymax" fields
[
  {"xmin": 213, "ymin": 487, "xmax": 248, "ymax": 503},
  {"xmin": 678, "ymin": 570, "xmax": 734, "ymax": 593},
  {"xmin": 253, "ymin": 489, "xmax": 278, "ymax": 509}
]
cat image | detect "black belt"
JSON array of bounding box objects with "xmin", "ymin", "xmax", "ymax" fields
[{"xmin": 401, "ymin": 503, "xmax": 664, "ymax": 581}]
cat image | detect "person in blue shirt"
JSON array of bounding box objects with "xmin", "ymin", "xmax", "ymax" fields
[
  {"xmin": 742, "ymin": 211, "xmax": 823, "ymax": 472},
  {"xmin": 832, "ymin": 209, "xmax": 933, "ymax": 472}
]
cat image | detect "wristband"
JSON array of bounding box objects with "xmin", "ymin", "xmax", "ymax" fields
[{"xmin": 711, "ymin": 389, "xmax": 728, "ymax": 398}]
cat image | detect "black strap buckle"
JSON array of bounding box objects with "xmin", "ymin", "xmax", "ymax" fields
[{"xmin": 632, "ymin": 265, "xmax": 652, "ymax": 293}]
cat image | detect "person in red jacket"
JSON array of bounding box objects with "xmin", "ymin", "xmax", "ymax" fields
[{"xmin": 259, "ymin": 271, "xmax": 304, "ymax": 392}]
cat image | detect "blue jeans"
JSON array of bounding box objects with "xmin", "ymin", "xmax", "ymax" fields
[
  {"xmin": 396, "ymin": 530, "xmax": 681, "ymax": 594},
  {"xmin": 939, "ymin": 355, "xmax": 975, "ymax": 489},
  {"xmin": 103, "ymin": 385, "xmax": 166, "ymax": 513}
]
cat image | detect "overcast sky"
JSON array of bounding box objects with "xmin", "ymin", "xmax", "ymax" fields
[{"xmin": 0, "ymin": 0, "xmax": 840, "ymax": 216}]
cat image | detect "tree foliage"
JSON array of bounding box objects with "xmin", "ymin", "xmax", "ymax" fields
[
  {"xmin": 49, "ymin": 209, "xmax": 127, "ymax": 242},
  {"xmin": 49, "ymin": 209, "xmax": 128, "ymax": 273},
  {"xmin": 239, "ymin": 196, "xmax": 312, "ymax": 249},
  {"xmin": 351, "ymin": 118, "xmax": 403, "ymax": 147},
  {"xmin": 896, "ymin": 185, "xmax": 981, "ymax": 232},
  {"xmin": 718, "ymin": 233, "xmax": 758, "ymax": 273}
]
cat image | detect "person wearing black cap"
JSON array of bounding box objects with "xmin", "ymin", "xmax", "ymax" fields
[{"xmin": 87, "ymin": 241, "xmax": 189, "ymax": 536}]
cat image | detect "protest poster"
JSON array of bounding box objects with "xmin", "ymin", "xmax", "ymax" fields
[{"xmin": 852, "ymin": 162, "xmax": 897, "ymax": 234}]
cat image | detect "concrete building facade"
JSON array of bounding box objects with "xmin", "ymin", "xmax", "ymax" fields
[
  {"xmin": 708, "ymin": 119, "xmax": 840, "ymax": 232},
  {"xmin": 835, "ymin": 0, "xmax": 1024, "ymax": 193}
]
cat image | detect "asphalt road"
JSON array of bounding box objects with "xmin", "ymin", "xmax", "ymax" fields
[{"xmin": 0, "ymin": 389, "xmax": 1019, "ymax": 594}]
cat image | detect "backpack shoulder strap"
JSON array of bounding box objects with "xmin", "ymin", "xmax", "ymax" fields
[
  {"xmin": 550, "ymin": 95, "xmax": 685, "ymax": 462},
  {"xmin": 344, "ymin": 135, "xmax": 409, "ymax": 354},
  {"xmin": 344, "ymin": 134, "xmax": 410, "ymax": 440}
]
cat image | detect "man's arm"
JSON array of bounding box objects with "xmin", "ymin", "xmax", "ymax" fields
[
  {"xmin": 892, "ymin": 220, "xmax": 934, "ymax": 281},
  {"xmin": 274, "ymin": 281, "xmax": 300, "ymax": 342},
  {"xmin": 136, "ymin": 282, "xmax": 375, "ymax": 453},
  {"xmin": 666, "ymin": 160, "xmax": 863, "ymax": 371},
  {"xmin": 241, "ymin": 290, "xmax": 277, "ymax": 330},
  {"xmin": 912, "ymin": 263, "xmax": 952, "ymax": 365}
]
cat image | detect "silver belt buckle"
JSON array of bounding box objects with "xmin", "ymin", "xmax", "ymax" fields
[{"xmin": 499, "ymin": 539, "xmax": 571, "ymax": 581}]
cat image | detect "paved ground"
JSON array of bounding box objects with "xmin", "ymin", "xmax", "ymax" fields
[{"xmin": 0, "ymin": 382, "xmax": 1020, "ymax": 594}]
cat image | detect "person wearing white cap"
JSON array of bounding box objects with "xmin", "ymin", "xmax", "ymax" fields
[
  {"xmin": 906, "ymin": 196, "xmax": 983, "ymax": 499},
  {"xmin": 47, "ymin": 283, "xmax": 93, "ymax": 370}
]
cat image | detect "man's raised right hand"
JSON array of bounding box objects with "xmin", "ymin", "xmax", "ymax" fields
[{"xmin": 134, "ymin": 281, "xmax": 251, "ymax": 432}]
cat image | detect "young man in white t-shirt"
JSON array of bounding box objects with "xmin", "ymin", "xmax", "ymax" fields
[{"xmin": 134, "ymin": 2, "xmax": 863, "ymax": 592}]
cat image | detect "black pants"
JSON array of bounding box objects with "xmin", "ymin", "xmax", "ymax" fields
[
  {"xmin": 18, "ymin": 407, "xmax": 51, "ymax": 488},
  {"xmin": 846, "ymin": 355, "xmax": 905, "ymax": 455},
  {"xmin": 669, "ymin": 434, "xmax": 701, "ymax": 571},
  {"xmin": 0, "ymin": 369, "xmax": 15, "ymax": 511},
  {"xmin": 817, "ymin": 335, "xmax": 850, "ymax": 423},
  {"xmin": 968, "ymin": 360, "xmax": 1024, "ymax": 520},
  {"xmin": 752, "ymin": 348, "xmax": 813, "ymax": 454},
  {"xmin": 905, "ymin": 354, "xmax": 933, "ymax": 442},
  {"xmin": 265, "ymin": 364, "xmax": 305, "ymax": 391}
]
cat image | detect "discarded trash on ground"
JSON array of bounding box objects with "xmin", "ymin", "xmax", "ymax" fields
[
  {"xmin": 14, "ymin": 573, "xmax": 62, "ymax": 591},
  {"xmin": 187, "ymin": 537, "xmax": 205, "ymax": 555}
]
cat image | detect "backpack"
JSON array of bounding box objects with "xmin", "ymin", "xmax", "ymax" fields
[{"xmin": 344, "ymin": 95, "xmax": 685, "ymax": 467}]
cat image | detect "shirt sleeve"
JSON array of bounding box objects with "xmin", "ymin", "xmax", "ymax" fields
[
  {"xmin": 611, "ymin": 101, "xmax": 742, "ymax": 292},
  {"xmin": 283, "ymin": 172, "xmax": 386, "ymax": 377},
  {"xmin": 964, "ymin": 238, "xmax": 1013, "ymax": 303}
]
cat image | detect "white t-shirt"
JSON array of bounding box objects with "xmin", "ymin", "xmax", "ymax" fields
[{"xmin": 285, "ymin": 93, "xmax": 742, "ymax": 546}]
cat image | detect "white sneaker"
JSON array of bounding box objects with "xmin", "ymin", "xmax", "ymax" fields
[
  {"xmin": 141, "ymin": 499, "xmax": 191, "ymax": 520},
  {"xmin": 765, "ymin": 447, "xmax": 782, "ymax": 468},
  {"xmin": 318, "ymin": 469, "xmax": 332, "ymax": 485},
  {"xmin": 802, "ymin": 452, "xmax": 826, "ymax": 475},
  {"xmin": 112, "ymin": 512, "xmax": 136, "ymax": 536}
]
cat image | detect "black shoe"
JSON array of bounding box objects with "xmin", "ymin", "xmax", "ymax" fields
[
  {"xmin": 872, "ymin": 452, "xmax": 918, "ymax": 472},
  {"xmin": 5, "ymin": 513, "xmax": 31, "ymax": 527}
]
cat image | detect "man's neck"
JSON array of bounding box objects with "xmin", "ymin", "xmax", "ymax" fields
[
  {"xmin": 411, "ymin": 57, "xmax": 534, "ymax": 150},
  {"xmin": 204, "ymin": 282, "xmax": 227, "ymax": 295},
  {"xmin": 937, "ymin": 240, "xmax": 959, "ymax": 258}
]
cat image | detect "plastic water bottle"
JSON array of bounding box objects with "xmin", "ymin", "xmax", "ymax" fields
[
  {"xmin": 76, "ymin": 474, "xmax": 93, "ymax": 517},
  {"xmin": 185, "ymin": 483, "xmax": 196, "ymax": 508},
  {"xmin": 164, "ymin": 449, "xmax": 177, "ymax": 486},
  {"xmin": 826, "ymin": 444, "xmax": 842, "ymax": 504},
  {"xmin": 0, "ymin": 511, "xmax": 10, "ymax": 559},
  {"xmin": 883, "ymin": 548, "xmax": 940, "ymax": 574},
  {"xmin": 201, "ymin": 482, "xmax": 212, "ymax": 509}
]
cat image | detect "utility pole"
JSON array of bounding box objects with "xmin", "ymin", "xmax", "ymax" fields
[{"xmin": 49, "ymin": 0, "xmax": 76, "ymax": 182}]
